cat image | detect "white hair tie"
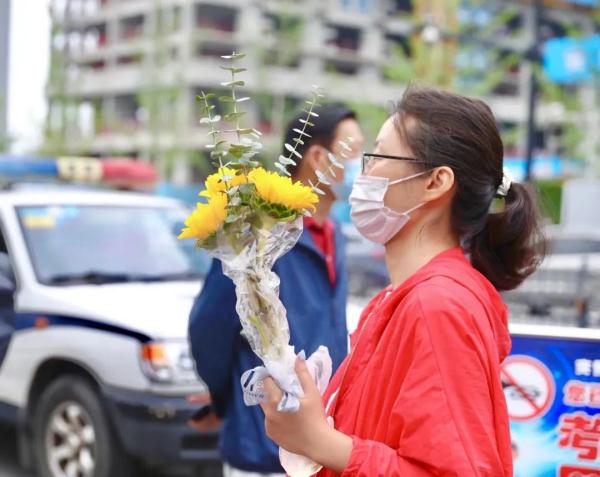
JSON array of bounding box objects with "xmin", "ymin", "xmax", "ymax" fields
[{"xmin": 496, "ymin": 167, "xmax": 513, "ymax": 197}]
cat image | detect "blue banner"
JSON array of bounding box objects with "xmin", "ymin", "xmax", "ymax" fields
[
  {"xmin": 508, "ymin": 326, "xmax": 600, "ymax": 477},
  {"xmin": 566, "ymin": 0, "xmax": 598, "ymax": 6},
  {"xmin": 544, "ymin": 35, "xmax": 600, "ymax": 84}
]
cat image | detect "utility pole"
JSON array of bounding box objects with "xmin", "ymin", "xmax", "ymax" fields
[{"xmin": 524, "ymin": 0, "xmax": 543, "ymax": 182}]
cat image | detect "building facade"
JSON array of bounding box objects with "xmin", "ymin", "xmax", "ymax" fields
[
  {"xmin": 48, "ymin": 0, "xmax": 599, "ymax": 182},
  {"xmin": 0, "ymin": 0, "xmax": 10, "ymax": 146}
]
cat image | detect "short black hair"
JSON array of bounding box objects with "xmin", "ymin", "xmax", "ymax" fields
[{"xmin": 282, "ymin": 103, "xmax": 356, "ymax": 177}]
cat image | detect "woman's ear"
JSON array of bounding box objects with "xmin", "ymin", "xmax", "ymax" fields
[{"xmin": 423, "ymin": 166, "xmax": 454, "ymax": 201}]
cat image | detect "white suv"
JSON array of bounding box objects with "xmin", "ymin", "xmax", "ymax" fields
[{"xmin": 0, "ymin": 186, "xmax": 219, "ymax": 477}]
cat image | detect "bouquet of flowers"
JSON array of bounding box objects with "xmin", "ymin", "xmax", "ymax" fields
[{"xmin": 178, "ymin": 52, "xmax": 345, "ymax": 476}]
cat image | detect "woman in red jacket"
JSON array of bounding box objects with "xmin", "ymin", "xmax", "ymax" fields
[{"xmin": 259, "ymin": 87, "xmax": 545, "ymax": 477}]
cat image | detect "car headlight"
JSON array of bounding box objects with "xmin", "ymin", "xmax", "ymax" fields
[{"xmin": 140, "ymin": 340, "xmax": 198, "ymax": 384}]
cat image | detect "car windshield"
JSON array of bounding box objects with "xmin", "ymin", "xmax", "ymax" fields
[{"xmin": 17, "ymin": 204, "xmax": 210, "ymax": 285}]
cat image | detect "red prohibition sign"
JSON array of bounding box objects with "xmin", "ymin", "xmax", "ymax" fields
[{"xmin": 501, "ymin": 355, "xmax": 555, "ymax": 422}]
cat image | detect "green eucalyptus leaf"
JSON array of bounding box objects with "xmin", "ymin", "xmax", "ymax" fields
[
  {"xmin": 293, "ymin": 128, "xmax": 311, "ymax": 138},
  {"xmin": 274, "ymin": 162, "xmax": 291, "ymax": 176},
  {"xmin": 229, "ymin": 196, "xmax": 242, "ymax": 207},
  {"xmin": 284, "ymin": 143, "xmax": 302, "ymax": 158},
  {"xmin": 220, "ymin": 80, "xmax": 245, "ymax": 87},
  {"xmin": 196, "ymin": 92, "xmax": 216, "ymax": 102},
  {"xmin": 221, "ymin": 52, "xmax": 246, "ymax": 60},
  {"xmin": 220, "ymin": 66, "xmax": 247, "ymax": 73},
  {"xmin": 338, "ymin": 140, "xmax": 352, "ymax": 151},
  {"xmin": 302, "ymin": 109, "xmax": 319, "ymax": 117},
  {"xmin": 199, "ymin": 115, "xmax": 221, "ymax": 124},
  {"xmin": 327, "ymin": 152, "xmax": 343, "ymax": 168},
  {"xmin": 224, "ymin": 112, "xmax": 246, "ymax": 121},
  {"xmin": 315, "ymin": 169, "xmax": 331, "ymax": 185},
  {"xmin": 279, "ymin": 155, "xmax": 297, "ymax": 166}
]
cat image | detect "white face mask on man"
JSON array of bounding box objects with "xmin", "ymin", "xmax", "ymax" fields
[
  {"xmin": 330, "ymin": 156, "xmax": 361, "ymax": 201},
  {"xmin": 349, "ymin": 171, "xmax": 429, "ymax": 244}
]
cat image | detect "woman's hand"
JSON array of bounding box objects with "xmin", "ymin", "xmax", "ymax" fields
[{"xmin": 259, "ymin": 356, "xmax": 353, "ymax": 473}]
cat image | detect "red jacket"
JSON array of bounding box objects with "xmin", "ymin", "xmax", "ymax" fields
[{"xmin": 319, "ymin": 247, "xmax": 513, "ymax": 477}]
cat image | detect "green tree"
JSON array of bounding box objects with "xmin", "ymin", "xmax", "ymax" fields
[{"xmin": 42, "ymin": 23, "xmax": 74, "ymax": 155}]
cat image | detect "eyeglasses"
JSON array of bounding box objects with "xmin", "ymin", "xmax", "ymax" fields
[{"xmin": 361, "ymin": 152, "xmax": 426, "ymax": 173}]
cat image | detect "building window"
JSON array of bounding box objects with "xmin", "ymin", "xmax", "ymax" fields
[
  {"xmin": 120, "ymin": 15, "xmax": 145, "ymax": 41},
  {"xmin": 326, "ymin": 25, "xmax": 362, "ymax": 52},
  {"xmin": 117, "ymin": 54, "xmax": 143, "ymax": 65},
  {"xmin": 82, "ymin": 23, "xmax": 107, "ymax": 51},
  {"xmin": 196, "ymin": 42, "xmax": 239, "ymax": 60},
  {"xmin": 196, "ymin": 4, "xmax": 237, "ymax": 33},
  {"xmin": 115, "ymin": 95, "xmax": 141, "ymax": 128},
  {"xmin": 387, "ymin": 0, "xmax": 412, "ymax": 16}
]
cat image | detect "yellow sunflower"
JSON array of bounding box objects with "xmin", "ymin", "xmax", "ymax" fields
[
  {"xmin": 200, "ymin": 167, "xmax": 247, "ymax": 198},
  {"xmin": 248, "ymin": 167, "xmax": 319, "ymax": 212},
  {"xmin": 178, "ymin": 192, "xmax": 228, "ymax": 240}
]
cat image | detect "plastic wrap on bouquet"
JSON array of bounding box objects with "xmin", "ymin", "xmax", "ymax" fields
[
  {"xmin": 212, "ymin": 216, "xmax": 302, "ymax": 364},
  {"xmin": 209, "ymin": 216, "xmax": 332, "ymax": 476}
]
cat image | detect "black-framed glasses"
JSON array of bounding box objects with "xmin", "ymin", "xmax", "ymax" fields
[{"xmin": 361, "ymin": 152, "xmax": 425, "ymax": 173}]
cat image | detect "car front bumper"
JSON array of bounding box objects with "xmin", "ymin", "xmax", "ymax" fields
[{"xmin": 102, "ymin": 385, "xmax": 221, "ymax": 466}]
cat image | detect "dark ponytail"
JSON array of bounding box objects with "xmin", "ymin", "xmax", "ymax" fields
[
  {"xmin": 394, "ymin": 86, "xmax": 545, "ymax": 291},
  {"xmin": 468, "ymin": 182, "xmax": 545, "ymax": 291}
]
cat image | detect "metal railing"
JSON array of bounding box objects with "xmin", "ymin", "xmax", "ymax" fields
[{"xmin": 503, "ymin": 261, "xmax": 600, "ymax": 328}]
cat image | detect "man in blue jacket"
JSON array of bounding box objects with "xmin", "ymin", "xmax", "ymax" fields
[{"xmin": 188, "ymin": 104, "xmax": 364, "ymax": 477}]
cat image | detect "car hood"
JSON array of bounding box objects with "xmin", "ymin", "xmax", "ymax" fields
[{"xmin": 18, "ymin": 280, "xmax": 203, "ymax": 339}]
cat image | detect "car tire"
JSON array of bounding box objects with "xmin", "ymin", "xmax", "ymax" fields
[{"xmin": 32, "ymin": 375, "xmax": 138, "ymax": 477}]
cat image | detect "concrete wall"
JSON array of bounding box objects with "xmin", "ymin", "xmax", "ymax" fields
[{"xmin": 0, "ymin": 0, "xmax": 10, "ymax": 140}]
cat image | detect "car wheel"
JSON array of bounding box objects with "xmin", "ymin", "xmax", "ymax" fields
[{"xmin": 32, "ymin": 375, "xmax": 137, "ymax": 477}]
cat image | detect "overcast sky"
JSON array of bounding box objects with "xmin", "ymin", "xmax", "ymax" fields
[{"xmin": 7, "ymin": 0, "xmax": 50, "ymax": 153}]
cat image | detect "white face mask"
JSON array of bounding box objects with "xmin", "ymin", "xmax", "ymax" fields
[
  {"xmin": 331, "ymin": 157, "xmax": 361, "ymax": 201},
  {"xmin": 349, "ymin": 171, "xmax": 428, "ymax": 244}
]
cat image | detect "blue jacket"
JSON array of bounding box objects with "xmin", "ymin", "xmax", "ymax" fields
[{"xmin": 188, "ymin": 223, "xmax": 348, "ymax": 473}]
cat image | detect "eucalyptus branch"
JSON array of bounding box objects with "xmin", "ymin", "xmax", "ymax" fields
[
  {"xmin": 285, "ymin": 89, "xmax": 322, "ymax": 162},
  {"xmin": 308, "ymin": 138, "xmax": 351, "ymax": 197},
  {"xmin": 220, "ymin": 52, "xmax": 255, "ymax": 176},
  {"xmin": 198, "ymin": 91, "xmax": 224, "ymax": 169},
  {"xmin": 274, "ymin": 87, "xmax": 323, "ymax": 177},
  {"xmin": 231, "ymin": 69, "xmax": 241, "ymax": 145}
]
